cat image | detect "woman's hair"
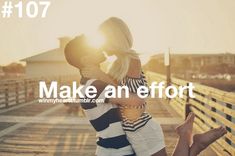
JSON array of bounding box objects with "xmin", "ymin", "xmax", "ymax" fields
[{"xmin": 99, "ymin": 17, "xmax": 139, "ymax": 81}]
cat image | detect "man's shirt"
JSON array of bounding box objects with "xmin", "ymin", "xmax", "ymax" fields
[{"xmin": 80, "ymin": 77, "xmax": 135, "ymax": 156}]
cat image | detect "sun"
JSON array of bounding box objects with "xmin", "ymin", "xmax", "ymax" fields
[{"xmin": 86, "ymin": 30, "xmax": 106, "ymax": 49}]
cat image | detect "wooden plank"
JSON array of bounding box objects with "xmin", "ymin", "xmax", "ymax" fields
[
  {"xmin": 170, "ymin": 101, "xmax": 184, "ymax": 118},
  {"xmin": 171, "ymin": 77, "xmax": 188, "ymax": 86},
  {"xmin": 193, "ymin": 83, "xmax": 235, "ymax": 105},
  {"xmin": 189, "ymin": 99, "xmax": 235, "ymax": 131},
  {"xmin": 194, "ymin": 92, "xmax": 235, "ymax": 117},
  {"xmin": 0, "ymin": 104, "xmax": 64, "ymax": 139}
]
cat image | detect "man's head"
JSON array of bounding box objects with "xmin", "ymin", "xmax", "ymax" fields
[{"xmin": 64, "ymin": 35, "xmax": 106, "ymax": 69}]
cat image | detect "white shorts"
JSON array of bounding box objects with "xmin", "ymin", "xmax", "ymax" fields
[{"xmin": 125, "ymin": 119, "xmax": 165, "ymax": 156}]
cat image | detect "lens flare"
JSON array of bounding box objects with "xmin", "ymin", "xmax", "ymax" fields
[{"xmin": 86, "ymin": 31, "xmax": 105, "ymax": 49}]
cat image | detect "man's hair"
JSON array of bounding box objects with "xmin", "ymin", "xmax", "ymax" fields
[{"xmin": 64, "ymin": 35, "xmax": 89, "ymax": 69}]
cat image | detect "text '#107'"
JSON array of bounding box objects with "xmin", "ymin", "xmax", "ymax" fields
[{"xmin": 1, "ymin": 1, "xmax": 51, "ymax": 18}]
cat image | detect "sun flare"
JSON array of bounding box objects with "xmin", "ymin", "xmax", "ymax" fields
[{"xmin": 86, "ymin": 31, "xmax": 106, "ymax": 49}]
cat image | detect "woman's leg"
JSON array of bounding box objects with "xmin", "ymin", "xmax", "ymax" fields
[
  {"xmin": 189, "ymin": 126, "xmax": 227, "ymax": 156},
  {"xmin": 171, "ymin": 113, "xmax": 195, "ymax": 156},
  {"xmin": 152, "ymin": 113, "xmax": 226, "ymax": 156},
  {"xmin": 151, "ymin": 112, "xmax": 195, "ymax": 156},
  {"xmin": 152, "ymin": 148, "xmax": 168, "ymax": 156}
]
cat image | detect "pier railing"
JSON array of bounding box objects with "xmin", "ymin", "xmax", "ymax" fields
[
  {"xmin": 0, "ymin": 75, "xmax": 80, "ymax": 109},
  {"xmin": 146, "ymin": 71, "xmax": 235, "ymax": 156}
]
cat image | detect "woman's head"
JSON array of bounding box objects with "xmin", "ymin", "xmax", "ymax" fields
[
  {"xmin": 99, "ymin": 17, "xmax": 133, "ymax": 56},
  {"xmin": 99, "ymin": 17, "xmax": 139, "ymax": 81}
]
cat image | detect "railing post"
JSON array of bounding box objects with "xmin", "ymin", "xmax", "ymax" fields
[
  {"xmin": 185, "ymin": 82, "xmax": 191, "ymax": 119},
  {"xmin": 28, "ymin": 80, "xmax": 34, "ymax": 101},
  {"xmin": 32, "ymin": 80, "xmax": 35, "ymax": 100},
  {"xmin": 15, "ymin": 81, "xmax": 19, "ymax": 104},
  {"xmin": 24, "ymin": 79, "xmax": 28, "ymax": 102},
  {"xmin": 165, "ymin": 50, "xmax": 171, "ymax": 87},
  {"xmin": 4, "ymin": 83, "xmax": 8, "ymax": 108},
  {"xmin": 165, "ymin": 49, "xmax": 171, "ymax": 102},
  {"xmin": 34, "ymin": 79, "xmax": 38, "ymax": 98}
]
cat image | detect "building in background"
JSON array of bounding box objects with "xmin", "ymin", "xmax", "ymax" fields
[
  {"xmin": 144, "ymin": 52, "xmax": 235, "ymax": 77},
  {"xmin": 22, "ymin": 37, "xmax": 79, "ymax": 78},
  {"xmin": 149, "ymin": 53, "xmax": 235, "ymax": 68},
  {"xmin": 146, "ymin": 53, "xmax": 235, "ymax": 71}
]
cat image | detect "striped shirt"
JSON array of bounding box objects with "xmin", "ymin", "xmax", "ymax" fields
[
  {"xmin": 80, "ymin": 77, "xmax": 135, "ymax": 156},
  {"xmin": 120, "ymin": 71, "xmax": 152, "ymax": 132}
]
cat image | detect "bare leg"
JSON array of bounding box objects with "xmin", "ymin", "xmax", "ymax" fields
[
  {"xmin": 172, "ymin": 113, "xmax": 195, "ymax": 156},
  {"xmin": 152, "ymin": 148, "xmax": 168, "ymax": 156},
  {"xmin": 151, "ymin": 112, "xmax": 195, "ymax": 156},
  {"xmin": 189, "ymin": 126, "xmax": 227, "ymax": 156}
]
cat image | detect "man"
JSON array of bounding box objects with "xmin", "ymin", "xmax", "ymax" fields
[{"xmin": 64, "ymin": 35, "xmax": 144, "ymax": 156}]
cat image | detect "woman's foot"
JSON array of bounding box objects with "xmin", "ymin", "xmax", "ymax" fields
[
  {"xmin": 175, "ymin": 113, "xmax": 195, "ymax": 142},
  {"xmin": 172, "ymin": 113, "xmax": 195, "ymax": 156},
  {"xmin": 190, "ymin": 126, "xmax": 227, "ymax": 155}
]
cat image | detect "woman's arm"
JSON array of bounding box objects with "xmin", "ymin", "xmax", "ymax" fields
[{"xmin": 127, "ymin": 58, "xmax": 142, "ymax": 78}]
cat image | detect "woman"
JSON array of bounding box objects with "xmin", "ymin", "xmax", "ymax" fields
[{"xmin": 82, "ymin": 17, "xmax": 226, "ymax": 156}]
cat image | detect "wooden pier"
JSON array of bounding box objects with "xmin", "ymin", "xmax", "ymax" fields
[{"xmin": 0, "ymin": 72, "xmax": 234, "ymax": 156}]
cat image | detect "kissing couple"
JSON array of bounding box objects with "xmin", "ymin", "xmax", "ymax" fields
[{"xmin": 64, "ymin": 17, "xmax": 226, "ymax": 156}]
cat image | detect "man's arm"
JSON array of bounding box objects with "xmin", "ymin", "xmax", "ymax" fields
[{"xmin": 90, "ymin": 79, "xmax": 145, "ymax": 107}]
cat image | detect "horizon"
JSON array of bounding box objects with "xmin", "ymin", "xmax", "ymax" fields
[{"xmin": 1, "ymin": 51, "xmax": 235, "ymax": 67}]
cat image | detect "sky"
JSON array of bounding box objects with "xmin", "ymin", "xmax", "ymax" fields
[{"xmin": 0, "ymin": 0, "xmax": 235, "ymax": 65}]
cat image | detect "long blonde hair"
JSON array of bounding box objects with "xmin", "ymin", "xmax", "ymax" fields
[
  {"xmin": 99, "ymin": 17, "xmax": 139, "ymax": 81},
  {"xmin": 109, "ymin": 50, "xmax": 139, "ymax": 81}
]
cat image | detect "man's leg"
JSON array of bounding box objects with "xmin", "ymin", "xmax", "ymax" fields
[{"xmin": 189, "ymin": 126, "xmax": 227, "ymax": 156}]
